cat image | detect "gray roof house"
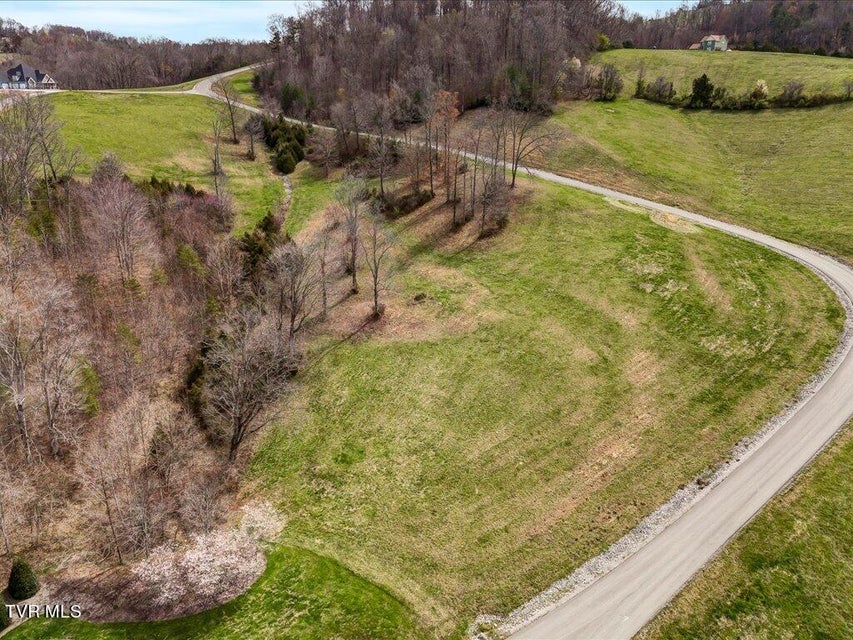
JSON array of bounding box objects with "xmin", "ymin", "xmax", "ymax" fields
[
  {"xmin": 2, "ymin": 63, "xmax": 58, "ymax": 89},
  {"xmin": 699, "ymin": 35, "xmax": 728, "ymax": 51}
]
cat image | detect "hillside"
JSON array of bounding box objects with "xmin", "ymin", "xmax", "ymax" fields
[
  {"xmin": 490, "ymin": 49, "xmax": 853, "ymax": 263},
  {"xmin": 595, "ymin": 48, "xmax": 853, "ymax": 97},
  {"xmin": 11, "ymin": 83, "xmax": 845, "ymax": 637},
  {"xmin": 50, "ymin": 91, "xmax": 284, "ymax": 231},
  {"xmin": 9, "ymin": 48, "xmax": 851, "ymax": 640},
  {"xmin": 10, "ymin": 170, "xmax": 841, "ymax": 638}
]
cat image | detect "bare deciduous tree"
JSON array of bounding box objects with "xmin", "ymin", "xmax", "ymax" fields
[
  {"xmin": 88, "ymin": 161, "xmax": 152, "ymax": 284},
  {"xmin": 318, "ymin": 224, "xmax": 332, "ymax": 319},
  {"xmin": 366, "ymin": 93, "xmax": 396, "ymax": 197},
  {"xmin": 202, "ymin": 307, "xmax": 291, "ymax": 462},
  {"xmin": 266, "ymin": 241, "xmax": 318, "ymax": 357},
  {"xmin": 206, "ymin": 239, "xmax": 245, "ymax": 309},
  {"xmin": 211, "ymin": 117, "xmax": 226, "ymax": 198},
  {"xmin": 243, "ymin": 115, "xmax": 264, "ymax": 161},
  {"xmin": 361, "ymin": 207, "xmax": 395, "ymax": 319},
  {"xmin": 0, "ymin": 96, "xmax": 41, "ymax": 292},
  {"xmin": 80, "ymin": 437, "xmax": 124, "ymax": 563},
  {"xmin": 34, "ymin": 280, "xmax": 85, "ymax": 457},
  {"xmin": 214, "ymin": 80, "xmax": 242, "ymax": 144},
  {"xmin": 433, "ymin": 90, "xmax": 459, "ymax": 201},
  {"xmin": 306, "ymin": 130, "xmax": 339, "ymax": 178},
  {"xmin": 335, "ymin": 177, "xmax": 366, "ymax": 294},
  {"xmin": 506, "ymin": 108, "xmax": 556, "ymax": 188},
  {"xmin": 0, "ymin": 288, "xmax": 39, "ymax": 462}
]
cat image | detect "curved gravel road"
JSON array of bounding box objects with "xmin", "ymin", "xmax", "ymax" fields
[
  {"xmin": 157, "ymin": 67, "xmax": 853, "ymax": 639},
  {"xmin": 506, "ymin": 173, "xmax": 853, "ymax": 640}
]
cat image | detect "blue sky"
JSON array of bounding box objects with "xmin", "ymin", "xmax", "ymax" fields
[{"xmin": 1, "ymin": 1, "xmax": 692, "ymax": 44}]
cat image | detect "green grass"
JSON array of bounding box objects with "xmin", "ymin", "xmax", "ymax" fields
[
  {"xmin": 248, "ymin": 179, "xmax": 840, "ymax": 636},
  {"xmin": 41, "ymin": 61, "xmax": 851, "ymax": 638},
  {"xmin": 9, "ymin": 546, "xmax": 425, "ymax": 640},
  {"xmin": 50, "ymin": 91, "xmax": 284, "ymax": 230},
  {"xmin": 222, "ymin": 70, "xmax": 261, "ymax": 107},
  {"xmin": 596, "ymin": 48, "xmax": 853, "ymax": 97},
  {"xmin": 113, "ymin": 78, "xmax": 199, "ymax": 92},
  {"xmin": 641, "ymin": 426, "xmax": 853, "ymax": 640},
  {"xmin": 537, "ymin": 96, "xmax": 853, "ymax": 263},
  {"xmin": 285, "ymin": 163, "xmax": 339, "ymax": 235}
]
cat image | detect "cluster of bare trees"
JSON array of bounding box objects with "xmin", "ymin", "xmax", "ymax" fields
[
  {"xmin": 0, "ymin": 18, "xmax": 267, "ymax": 89},
  {"xmin": 312, "ymin": 77, "xmax": 554, "ymax": 237},
  {"xmin": 617, "ymin": 0, "xmax": 853, "ymax": 55},
  {"xmin": 259, "ymin": 0, "xmax": 619, "ymax": 119},
  {"xmin": 0, "ymin": 96, "xmax": 268, "ymax": 563}
]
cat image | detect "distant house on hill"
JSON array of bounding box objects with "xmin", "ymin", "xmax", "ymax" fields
[
  {"xmin": 2, "ymin": 62, "xmax": 58, "ymax": 89},
  {"xmin": 688, "ymin": 43, "xmax": 701, "ymax": 50},
  {"xmin": 699, "ymin": 34, "xmax": 728, "ymax": 51}
]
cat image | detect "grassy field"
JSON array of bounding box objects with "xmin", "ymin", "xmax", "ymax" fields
[
  {"xmin": 245, "ymin": 178, "xmax": 840, "ymax": 637},
  {"xmin": 113, "ymin": 78, "xmax": 199, "ymax": 92},
  {"xmin": 595, "ymin": 48, "xmax": 853, "ymax": 97},
  {"xmin": 285, "ymin": 163, "xmax": 339, "ymax": 236},
  {"xmin": 8, "ymin": 546, "xmax": 425, "ymax": 640},
  {"xmin": 641, "ymin": 425, "xmax": 853, "ymax": 640},
  {"xmin": 533, "ymin": 94, "xmax": 853, "ymax": 263},
  {"xmin": 36, "ymin": 60, "xmax": 850, "ymax": 638},
  {"xmin": 221, "ymin": 70, "xmax": 261, "ymax": 107},
  {"xmin": 50, "ymin": 92, "xmax": 283, "ymax": 230}
]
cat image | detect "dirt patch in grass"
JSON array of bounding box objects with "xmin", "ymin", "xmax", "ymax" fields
[
  {"xmin": 649, "ymin": 211, "xmax": 701, "ymax": 235},
  {"xmin": 686, "ymin": 246, "xmax": 734, "ymax": 313},
  {"xmin": 318, "ymin": 263, "xmax": 495, "ymax": 345}
]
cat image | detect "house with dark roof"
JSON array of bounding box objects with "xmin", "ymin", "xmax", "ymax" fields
[{"xmin": 2, "ymin": 62, "xmax": 58, "ymax": 89}]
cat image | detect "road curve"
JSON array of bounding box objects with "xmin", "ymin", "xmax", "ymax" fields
[
  {"xmin": 507, "ymin": 171, "xmax": 853, "ymax": 640},
  {"xmin": 106, "ymin": 67, "xmax": 853, "ymax": 639}
]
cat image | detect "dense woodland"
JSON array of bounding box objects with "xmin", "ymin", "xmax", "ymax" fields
[
  {"xmin": 616, "ymin": 0, "xmax": 853, "ymax": 55},
  {"xmin": 0, "ymin": 18, "xmax": 266, "ymax": 88},
  {"xmin": 256, "ymin": 0, "xmax": 621, "ymax": 116}
]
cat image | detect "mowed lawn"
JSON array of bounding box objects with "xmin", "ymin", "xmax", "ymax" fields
[
  {"xmin": 249, "ymin": 180, "xmax": 841, "ymax": 636},
  {"xmin": 596, "ymin": 48, "xmax": 853, "ymax": 97},
  {"xmin": 222, "ymin": 70, "xmax": 261, "ymax": 107},
  {"xmin": 539, "ymin": 97, "xmax": 853, "ymax": 263},
  {"xmin": 50, "ymin": 92, "xmax": 284, "ymax": 230},
  {"xmin": 8, "ymin": 546, "xmax": 426, "ymax": 640},
  {"xmin": 285, "ymin": 162, "xmax": 339, "ymax": 235},
  {"xmin": 641, "ymin": 425, "xmax": 853, "ymax": 640}
]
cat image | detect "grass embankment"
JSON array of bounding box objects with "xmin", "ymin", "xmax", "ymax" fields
[
  {"xmin": 249, "ymin": 179, "xmax": 840, "ymax": 636},
  {"xmin": 39, "ymin": 59, "xmax": 850, "ymax": 636},
  {"xmin": 540, "ymin": 49, "xmax": 853, "ymax": 639},
  {"xmin": 50, "ymin": 91, "xmax": 283, "ymax": 230},
  {"xmin": 285, "ymin": 163, "xmax": 338, "ymax": 235},
  {"xmin": 538, "ymin": 89, "xmax": 853, "ymax": 262},
  {"xmin": 221, "ymin": 70, "xmax": 261, "ymax": 107},
  {"xmin": 17, "ymin": 171, "xmax": 842, "ymax": 638},
  {"xmin": 641, "ymin": 426, "xmax": 853, "ymax": 640},
  {"xmin": 113, "ymin": 78, "xmax": 199, "ymax": 92},
  {"xmin": 8, "ymin": 546, "xmax": 425, "ymax": 640},
  {"xmin": 595, "ymin": 48, "xmax": 853, "ymax": 97}
]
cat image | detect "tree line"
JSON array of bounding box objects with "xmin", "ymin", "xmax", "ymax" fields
[
  {"xmin": 256, "ymin": 0, "xmax": 621, "ymax": 118},
  {"xmin": 0, "ymin": 18, "xmax": 267, "ymax": 89},
  {"xmin": 613, "ymin": 0, "xmax": 853, "ymax": 56}
]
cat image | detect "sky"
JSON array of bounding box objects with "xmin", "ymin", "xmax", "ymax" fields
[
  {"xmin": 618, "ymin": 1, "xmax": 695, "ymax": 18},
  {"xmin": 1, "ymin": 0, "xmax": 694, "ymax": 44}
]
